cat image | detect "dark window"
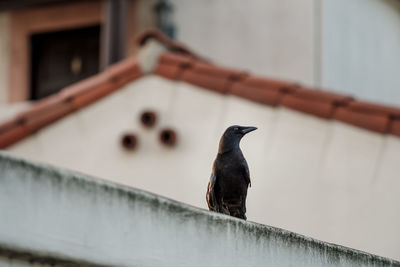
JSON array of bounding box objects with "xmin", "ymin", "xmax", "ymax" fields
[{"xmin": 30, "ymin": 25, "xmax": 100, "ymax": 100}]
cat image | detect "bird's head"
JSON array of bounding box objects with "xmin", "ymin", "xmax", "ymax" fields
[{"xmin": 218, "ymin": 125, "xmax": 257, "ymax": 153}]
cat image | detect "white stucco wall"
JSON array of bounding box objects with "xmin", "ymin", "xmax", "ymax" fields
[
  {"xmin": 321, "ymin": 0, "xmax": 400, "ymax": 106},
  {"xmin": 1, "ymin": 153, "xmax": 398, "ymax": 266},
  {"xmin": 169, "ymin": 0, "xmax": 316, "ymax": 85},
  {"xmin": 6, "ymin": 75, "xmax": 400, "ymax": 261},
  {"xmin": 0, "ymin": 12, "xmax": 9, "ymax": 106}
]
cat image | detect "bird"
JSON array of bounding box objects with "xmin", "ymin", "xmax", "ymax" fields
[{"xmin": 206, "ymin": 125, "xmax": 257, "ymax": 220}]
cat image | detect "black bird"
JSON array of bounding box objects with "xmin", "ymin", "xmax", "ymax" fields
[{"xmin": 206, "ymin": 125, "xmax": 257, "ymax": 220}]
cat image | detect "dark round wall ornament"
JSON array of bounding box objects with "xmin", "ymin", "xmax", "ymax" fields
[
  {"xmin": 121, "ymin": 133, "xmax": 138, "ymax": 151},
  {"xmin": 140, "ymin": 110, "xmax": 157, "ymax": 128},
  {"xmin": 159, "ymin": 128, "xmax": 177, "ymax": 147}
]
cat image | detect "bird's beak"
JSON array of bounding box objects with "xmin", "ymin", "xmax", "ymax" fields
[{"xmin": 241, "ymin": 126, "xmax": 257, "ymax": 135}]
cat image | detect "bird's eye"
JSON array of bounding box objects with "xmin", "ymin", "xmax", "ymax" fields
[{"xmin": 234, "ymin": 127, "xmax": 238, "ymax": 131}]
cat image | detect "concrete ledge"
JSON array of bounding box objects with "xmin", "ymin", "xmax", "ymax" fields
[
  {"xmin": 0, "ymin": 244, "xmax": 104, "ymax": 266},
  {"xmin": 0, "ymin": 152, "xmax": 399, "ymax": 267}
]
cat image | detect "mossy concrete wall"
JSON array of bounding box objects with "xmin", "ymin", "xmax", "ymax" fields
[{"xmin": 0, "ymin": 152, "xmax": 399, "ymax": 267}]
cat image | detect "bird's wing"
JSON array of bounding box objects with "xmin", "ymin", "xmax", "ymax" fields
[
  {"xmin": 206, "ymin": 172, "xmax": 218, "ymax": 211},
  {"xmin": 243, "ymin": 160, "xmax": 251, "ymax": 187}
]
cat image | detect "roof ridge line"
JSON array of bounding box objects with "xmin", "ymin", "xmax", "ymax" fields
[
  {"xmin": 153, "ymin": 50, "xmax": 400, "ymax": 137},
  {"xmin": 135, "ymin": 29, "xmax": 400, "ymax": 136},
  {"xmin": 0, "ymin": 57, "xmax": 143, "ymax": 149}
]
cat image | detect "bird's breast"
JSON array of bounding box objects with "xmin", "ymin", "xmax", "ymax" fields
[{"xmin": 216, "ymin": 154, "xmax": 248, "ymax": 197}]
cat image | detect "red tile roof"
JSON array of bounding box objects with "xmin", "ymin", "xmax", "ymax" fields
[
  {"xmin": 0, "ymin": 57, "xmax": 143, "ymax": 148},
  {"xmin": 1, "ymin": 29, "xmax": 400, "ymax": 149},
  {"xmin": 155, "ymin": 50, "xmax": 400, "ymax": 135}
]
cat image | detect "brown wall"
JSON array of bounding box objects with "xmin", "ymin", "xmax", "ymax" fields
[{"xmin": 8, "ymin": 0, "xmax": 138, "ymax": 103}]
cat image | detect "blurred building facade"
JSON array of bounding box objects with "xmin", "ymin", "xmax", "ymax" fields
[{"xmin": 0, "ymin": 0, "xmax": 400, "ymax": 263}]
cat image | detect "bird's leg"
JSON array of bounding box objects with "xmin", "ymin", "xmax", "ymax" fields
[
  {"xmin": 236, "ymin": 196, "xmax": 247, "ymax": 220},
  {"xmin": 221, "ymin": 201, "xmax": 230, "ymax": 215},
  {"xmin": 241, "ymin": 195, "xmax": 247, "ymax": 214},
  {"xmin": 221, "ymin": 197, "xmax": 247, "ymax": 219}
]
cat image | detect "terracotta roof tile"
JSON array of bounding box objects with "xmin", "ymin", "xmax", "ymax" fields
[
  {"xmin": 391, "ymin": 120, "xmax": 400, "ymax": 137},
  {"xmin": 0, "ymin": 124, "xmax": 27, "ymax": 148},
  {"xmin": 0, "ymin": 118, "xmax": 20, "ymax": 133},
  {"xmin": 180, "ymin": 61, "xmax": 246, "ymax": 94},
  {"xmin": 64, "ymin": 57, "xmax": 142, "ymax": 109},
  {"xmin": 16, "ymin": 94, "xmax": 74, "ymax": 133},
  {"xmin": 292, "ymin": 88, "xmax": 353, "ymax": 106},
  {"xmin": 347, "ymin": 100, "xmax": 400, "ymax": 119},
  {"xmin": 60, "ymin": 73, "xmax": 110, "ymax": 99},
  {"xmin": 154, "ymin": 53, "xmax": 193, "ymax": 80},
  {"xmin": 0, "ymin": 118, "xmax": 28, "ymax": 148},
  {"xmin": 158, "ymin": 52, "xmax": 193, "ymax": 67},
  {"xmin": 108, "ymin": 56, "xmax": 143, "ymax": 84},
  {"xmin": 279, "ymin": 87, "xmax": 353, "ymax": 119},
  {"xmin": 228, "ymin": 76, "xmax": 300, "ymax": 106},
  {"xmin": 282, "ymin": 94, "xmax": 335, "ymax": 119},
  {"xmin": 181, "ymin": 69, "xmax": 229, "ymax": 94},
  {"xmin": 155, "ymin": 52, "xmax": 246, "ymax": 93},
  {"xmin": 230, "ymin": 82, "xmax": 282, "ymax": 106},
  {"xmin": 239, "ymin": 76, "xmax": 298, "ymax": 94},
  {"xmin": 334, "ymin": 107, "xmax": 390, "ymax": 133},
  {"xmin": 70, "ymin": 82, "xmax": 116, "ymax": 109},
  {"xmin": 155, "ymin": 63, "xmax": 182, "ymax": 80},
  {"xmin": 187, "ymin": 61, "xmax": 245, "ymax": 80}
]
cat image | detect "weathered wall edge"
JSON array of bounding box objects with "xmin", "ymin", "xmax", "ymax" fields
[
  {"xmin": 0, "ymin": 243, "xmax": 105, "ymax": 266},
  {"xmin": 0, "ymin": 151, "xmax": 399, "ymax": 266}
]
